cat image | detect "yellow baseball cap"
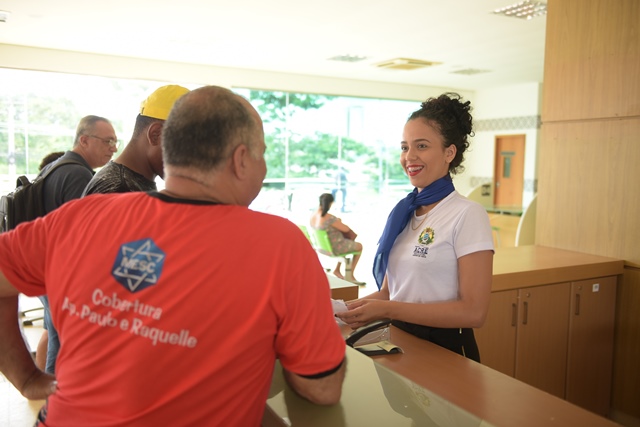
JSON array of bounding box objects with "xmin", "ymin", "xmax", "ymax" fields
[{"xmin": 139, "ymin": 85, "xmax": 190, "ymax": 120}]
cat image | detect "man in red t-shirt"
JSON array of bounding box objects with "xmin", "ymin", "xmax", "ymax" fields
[{"xmin": 0, "ymin": 86, "xmax": 346, "ymax": 427}]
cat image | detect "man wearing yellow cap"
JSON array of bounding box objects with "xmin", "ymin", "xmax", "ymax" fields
[{"xmin": 82, "ymin": 84, "xmax": 190, "ymax": 196}]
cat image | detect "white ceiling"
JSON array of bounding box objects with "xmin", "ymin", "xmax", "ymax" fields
[{"xmin": 0, "ymin": 0, "xmax": 547, "ymax": 91}]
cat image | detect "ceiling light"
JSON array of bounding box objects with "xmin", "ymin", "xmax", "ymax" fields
[
  {"xmin": 0, "ymin": 10, "xmax": 11, "ymax": 23},
  {"xmin": 328, "ymin": 54, "xmax": 368, "ymax": 63},
  {"xmin": 374, "ymin": 58, "xmax": 440, "ymax": 71},
  {"xmin": 451, "ymin": 68, "xmax": 491, "ymax": 75},
  {"xmin": 492, "ymin": 1, "xmax": 547, "ymax": 20}
]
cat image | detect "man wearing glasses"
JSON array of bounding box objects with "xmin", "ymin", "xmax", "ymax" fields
[
  {"xmin": 82, "ymin": 85, "xmax": 190, "ymax": 196},
  {"xmin": 36, "ymin": 114, "xmax": 118, "ymax": 375}
]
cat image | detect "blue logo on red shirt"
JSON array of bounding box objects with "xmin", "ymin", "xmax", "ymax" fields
[{"xmin": 112, "ymin": 238, "xmax": 165, "ymax": 293}]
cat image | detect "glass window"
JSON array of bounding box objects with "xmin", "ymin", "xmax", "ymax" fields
[
  {"xmin": 235, "ymin": 88, "xmax": 416, "ymax": 216},
  {"xmin": 0, "ymin": 68, "xmax": 196, "ymax": 193}
]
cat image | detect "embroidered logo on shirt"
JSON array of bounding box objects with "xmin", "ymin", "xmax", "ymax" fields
[
  {"xmin": 412, "ymin": 227, "xmax": 435, "ymax": 258},
  {"xmin": 112, "ymin": 238, "xmax": 165, "ymax": 293},
  {"xmin": 417, "ymin": 227, "xmax": 435, "ymax": 245}
]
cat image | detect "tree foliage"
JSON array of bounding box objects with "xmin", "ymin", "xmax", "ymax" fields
[
  {"xmin": 248, "ymin": 90, "xmax": 385, "ymax": 182},
  {"xmin": 0, "ymin": 95, "xmax": 79, "ymax": 174},
  {"xmin": 249, "ymin": 90, "xmax": 334, "ymax": 123}
]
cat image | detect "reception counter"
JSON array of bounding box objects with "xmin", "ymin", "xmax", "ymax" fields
[
  {"xmin": 264, "ymin": 343, "xmax": 488, "ymax": 427},
  {"xmin": 492, "ymin": 245, "xmax": 624, "ymax": 291},
  {"xmin": 264, "ymin": 246, "xmax": 624, "ymax": 426},
  {"xmin": 264, "ymin": 326, "xmax": 621, "ymax": 426}
]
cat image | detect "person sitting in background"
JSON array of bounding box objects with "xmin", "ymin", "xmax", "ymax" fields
[
  {"xmin": 82, "ymin": 85, "xmax": 190, "ymax": 196},
  {"xmin": 310, "ymin": 192, "xmax": 364, "ymax": 284},
  {"xmin": 337, "ymin": 93, "xmax": 494, "ymax": 362},
  {"xmin": 0, "ymin": 85, "xmax": 345, "ymax": 426}
]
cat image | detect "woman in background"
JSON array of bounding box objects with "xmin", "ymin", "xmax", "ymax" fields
[
  {"xmin": 337, "ymin": 93, "xmax": 493, "ymax": 361},
  {"xmin": 310, "ymin": 193, "xmax": 364, "ymax": 284}
]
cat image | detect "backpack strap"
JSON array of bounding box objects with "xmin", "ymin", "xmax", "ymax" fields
[
  {"xmin": 16, "ymin": 176, "xmax": 30, "ymax": 187},
  {"xmin": 37, "ymin": 158, "xmax": 86, "ymax": 181}
]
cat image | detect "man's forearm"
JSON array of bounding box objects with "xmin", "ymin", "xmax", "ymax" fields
[
  {"xmin": 283, "ymin": 360, "xmax": 346, "ymax": 405},
  {"xmin": 0, "ymin": 295, "xmax": 40, "ymax": 393}
]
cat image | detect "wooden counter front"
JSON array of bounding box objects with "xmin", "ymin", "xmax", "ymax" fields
[{"xmin": 492, "ymin": 245, "xmax": 624, "ymax": 291}]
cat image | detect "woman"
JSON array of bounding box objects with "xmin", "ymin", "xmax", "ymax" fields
[
  {"xmin": 310, "ymin": 193, "xmax": 364, "ymax": 284},
  {"xmin": 336, "ymin": 93, "xmax": 494, "ymax": 362}
]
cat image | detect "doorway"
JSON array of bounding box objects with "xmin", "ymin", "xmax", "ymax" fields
[{"xmin": 493, "ymin": 134, "xmax": 525, "ymax": 208}]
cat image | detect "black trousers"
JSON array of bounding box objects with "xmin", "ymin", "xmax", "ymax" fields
[{"xmin": 392, "ymin": 320, "xmax": 481, "ymax": 363}]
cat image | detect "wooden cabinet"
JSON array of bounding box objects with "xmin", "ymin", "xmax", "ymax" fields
[
  {"xmin": 475, "ymin": 276, "xmax": 617, "ymax": 415},
  {"xmin": 475, "ymin": 290, "xmax": 517, "ymax": 376},
  {"xmin": 475, "ymin": 283, "xmax": 571, "ymax": 398},
  {"xmin": 566, "ymin": 276, "xmax": 617, "ymax": 416},
  {"xmin": 515, "ymin": 283, "xmax": 571, "ymax": 397}
]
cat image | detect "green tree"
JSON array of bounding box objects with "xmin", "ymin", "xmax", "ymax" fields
[
  {"xmin": 247, "ymin": 90, "xmax": 384, "ymax": 181},
  {"xmin": 0, "ymin": 95, "xmax": 79, "ymax": 174},
  {"xmin": 288, "ymin": 132, "xmax": 377, "ymax": 178},
  {"xmin": 249, "ymin": 90, "xmax": 334, "ymax": 123},
  {"xmin": 250, "ymin": 90, "xmax": 338, "ymax": 179}
]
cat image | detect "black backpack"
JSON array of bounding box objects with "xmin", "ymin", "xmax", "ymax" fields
[{"xmin": 0, "ymin": 159, "xmax": 82, "ymax": 233}]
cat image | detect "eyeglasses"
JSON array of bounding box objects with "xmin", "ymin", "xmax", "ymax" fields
[{"xmin": 85, "ymin": 134, "xmax": 120, "ymax": 149}]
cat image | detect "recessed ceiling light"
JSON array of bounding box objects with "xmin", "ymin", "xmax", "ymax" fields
[
  {"xmin": 492, "ymin": 1, "xmax": 547, "ymax": 20},
  {"xmin": 0, "ymin": 10, "xmax": 11, "ymax": 23},
  {"xmin": 328, "ymin": 54, "xmax": 368, "ymax": 63},
  {"xmin": 451, "ymin": 68, "xmax": 491, "ymax": 75},
  {"xmin": 374, "ymin": 58, "xmax": 441, "ymax": 71}
]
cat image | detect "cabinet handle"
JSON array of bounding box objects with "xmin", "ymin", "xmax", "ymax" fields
[
  {"xmin": 522, "ymin": 301, "xmax": 528, "ymax": 325},
  {"xmin": 575, "ymin": 293, "xmax": 581, "ymax": 316},
  {"xmin": 511, "ymin": 302, "xmax": 517, "ymax": 327}
]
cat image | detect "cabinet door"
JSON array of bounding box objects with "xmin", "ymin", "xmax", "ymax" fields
[
  {"xmin": 515, "ymin": 283, "xmax": 571, "ymax": 398},
  {"xmin": 566, "ymin": 276, "xmax": 617, "ymax": 416},
  {"xmin": 474, "ymin": 290, "xmax": 518, "ymax": 376}
]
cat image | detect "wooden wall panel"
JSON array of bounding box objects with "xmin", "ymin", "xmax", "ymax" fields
[
  {"xmin": 612, "ymin": 268, "xmax": 640, "ymax": 420},
  {"xmin": 542, "ymin": 0, "xmax": 640, "ymax": 122},
  {"xmin": 541, "ymin": 0, "xmax": 640, "ymax": 421},
  {"xmin": 536, "ymin": 119, "xmax": 640, "ymax": 267}
]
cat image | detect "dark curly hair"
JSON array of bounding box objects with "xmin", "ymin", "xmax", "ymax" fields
[{"xmin": 407, "ymin": 92, "xmax": 474, "ymax": 175}]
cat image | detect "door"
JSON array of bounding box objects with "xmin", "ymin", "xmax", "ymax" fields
[
  {"xmin": 566, "ymin": 276, "xmax": 616, "ymax": 416},
  {"xmin": 515, "ymin": 283, "xmax": 571, "ymax": 398},
  {"xmin": 494, "ymin": 135, "xmax": 525, "ymax": 208},
  {"xmin": 474, "ymin": 290, "xmax": 518, "ymax": 376}
]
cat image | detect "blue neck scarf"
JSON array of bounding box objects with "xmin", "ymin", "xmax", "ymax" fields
[{"xmin": 372, "ymin": 174, "xmax": 455, "ymax": 289}]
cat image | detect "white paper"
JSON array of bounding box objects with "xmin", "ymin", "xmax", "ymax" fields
[{"xmin": 332, "ymin": 298, "xmax": 348, "ymax": 325}]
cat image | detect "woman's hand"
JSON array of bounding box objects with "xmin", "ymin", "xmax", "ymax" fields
[{"xmin": 336, "ymin": 299, "xmax": 389, "ymax": 330}]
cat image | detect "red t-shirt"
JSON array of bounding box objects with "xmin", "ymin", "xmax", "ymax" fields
[{"xmin": 0, "ymin": 192, "xmax": 345, "ymax": 427}]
